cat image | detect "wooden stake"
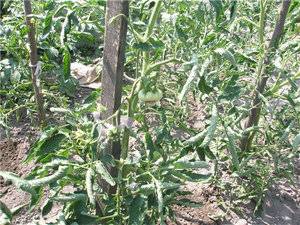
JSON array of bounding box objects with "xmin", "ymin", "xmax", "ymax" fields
[
  {"xmin": 100, "ymin": 0, "xmax": 129, "ymax": 191},
  {"xmin": 23, "ymin": 0, "xmax": 45, "ymax": 125},
  {"xmin": 240, "ymin": 0, "xmax": 291, "ymax": 151}
]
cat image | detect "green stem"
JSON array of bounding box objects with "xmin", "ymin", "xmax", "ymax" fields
[
  {"xmin": 256, "ymin": 0, "xmax": 267, "ymax": 83},
  {"xmin": 268, "ymin": 70, "xmax": 300, "ymax": 95},
  {"xmin": 259, "ymin": 0, "xmax": 266, "ymax": 46},
  {"xmin": 121, "ymin": 1, "xmax": 163, "ymax": 159},
  {"xmin": 116, "ymin": 161, "xmax": 123, "ymax": 217},
  {"xmin": 98, "ymin": 213, "xmax": 118, "ymax": 221},
  {"xmin": 145, "ymin": 58, "xmax": 182, "ymax": 75},
  {"xmin": 144, "ymin": 0, "xmax": 163, "ymax": 41},
  {"xmin": 121, "ymin": 78, "xmax": 141, "ymax": 159},
  {"xmin": 141, "ymin": 51, "xmax": 150, "ymax": 78},
  {"xmin": 5, "ymin": 103, "xmax": 34, "ymax": 117}
]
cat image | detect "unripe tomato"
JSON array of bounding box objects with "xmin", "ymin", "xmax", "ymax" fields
[{"xmin": 138, "ymin": 89, "xmax": 163, "ymax": 103}]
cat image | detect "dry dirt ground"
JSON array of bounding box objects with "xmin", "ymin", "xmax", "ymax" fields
[
  {"xmin": 167, "ymin": 176, "xmax": 300, "ymax": 225},
  {"xmin": 0, "ymin": 122, "xmax": 40, "ymax": 224},
  {"xmin": 0, "ymin": 116, "xmax": 300, "ymax": 224}
]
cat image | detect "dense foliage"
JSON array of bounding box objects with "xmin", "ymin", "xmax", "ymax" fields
[{"xmin": 0, "ymin": 0, "xmax": 300, "ymax": 224}]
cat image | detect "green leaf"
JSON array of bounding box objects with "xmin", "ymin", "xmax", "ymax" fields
[
  {"xmin": 138, "ymin": 183, "xmax": 155, "ymax": 195},
  {"xmin": 0, "ymin": 172, "xmax": 37, "ymax": 204},
  {"xmin": 198, "ymin": 75, "xmax": 213, "ymax": 94},
  {"xmin": 173, "ymin": 160, "xmax": 208, "ymax": 170},
  {"xmin": 219, "ymin": 72, "xmax": 241, "ymax": 100},
  {"xmin": 179, "ymin": 64, "xmax": 198, "ymax": 103},
  {"xmin": 171, "ymin": 170, "xmax": 210, "ymax": 182},
  {"xmin": 128, "ymin": 196, "xmax": 147, "ymax": 225},
  {"xmin": 47, "ymin": 47, "xmax": 59, "ymax": 58},
  {"xmin": 42, "ymin": 12, "xmax": 53, "ymax": 36},
  {"xmin": 173, "ymin": 198, "xmax": 203, "ymax": 208},
  {"xmin": 132, "ymin": 41, "xmax": 152, "ymax": 51},
  {"xmin": 60, "ymin": 78, "xmax": 78, "ymax": 97},
  {"xmin": 60, "ymin": 10, "xmax": 74, "ymax": 46},
  {"xmin": 27, "ymin": 128, "xmax": 66, "ymax": 162},
  {"xmin": 236, "ymin": 51, "xmax": 256, "ymax": 64},
  {"xmin": 75, "ymin": 213, "xmax": 99, "ymax": 225},
  {"xmin": 51, "ymin": 193, "xmax": 87, "ymax": 203},
  {"xmin": 145, "ymin": 132, "xmax": 156, "ymax": 160},
  {"xmin": 179, "ymin": 57, "xmax": 212, "ymax": 103},
  {"xmin": 160, "ymin": 182, "xmax": 180, "ymax": 190},
  {"xmin": 209, "ymin": 0, "xmax": 224, "ymax": 23},
  {"xmin": 280, "ymin": 120, "xmax": 295, "ymax": 143},
  {"xmin": 85, "ymin": 168, "xmax": 96, "ymax": 207},
  {"xmin": 292, "ymin": 133, "xmax": 300, "ymax": 149},
  {"xmin": 200, "ymin": 105, "xmax": 218, "ymax": 148},
  {"xmin": 202, "ymin": 32, "xmax": 216, "ymax": 45},
  {"xmin": 0, "ymin": 201, "xmax": 12, "ymax": 222},
  {"xmin": 0, "ymin": 171, "xmax": 33, "ymax": 194},
  {"xmin": 41, "ymin": 199, "xmax": 53, "ymax": 217},
  {"xmin": 84, "ymin": 90, "xmax": 101, "ymax": 104},
  {"xmin": 214, "ymin": 48, "xmax": 237, "ymax": 68},
  {"xmin": 28, "ymin": 166, "xmax": 68, "ymax": 187},
  {"xmin": 175, "ymin": 23, "xmax": 189, "ymax": 41},
  {"xmin": 153, "ymin": 178, "xmax": 164, "ymax": 224},
  {"xmin": 224, "ymin": 125, "xmax": 239, "ymax": 170},
  {"xmin": 73, "ymin": 31, "xmax": 95, "ymax": 44},
  {"xmin": 149, "ymin": 37, "xmax": 164, "ymax": 49},
  {"xmin": 183, "ymin": 130, "xmax": 206, "ymax": 146},
  {"xmin": 94, "ymin": 161, "xmax": 115, "ymax": 186},
  {"xmin": 229, "ymin": 0, "xmax": 237, "ymax": 20},
  {"xmin": 138, "ymin": 182, "xmax": 179, "ymax": 196},
  {"xmin": 196, "ymin": 146, "xmax": 216, "ymax": 160}
]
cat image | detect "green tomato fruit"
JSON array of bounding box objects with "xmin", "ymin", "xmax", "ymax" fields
[{"xmin": 138, "ymin": 89, "xmax": 163, "ymax": 102}]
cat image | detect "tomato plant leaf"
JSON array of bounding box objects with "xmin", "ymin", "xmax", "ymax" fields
[
  {"xmin": 94, "ymin": 161, "xmax": 115, "ymax": 186},
  {"xmin": 128, "ymin": 196, "xmax": 147, "ymax": 225},
  {"xmin": 200, "ymin": 105, "xmax": 218, "ymax": 148},
  {"xmin": 198, "ymin": 75, "xmax": 213, "ymax": 94},
  {"xmin": 41, "ymin": 199, "xmax": 53, "ymax": 217},
  {"xmin": 173, "ymin": 160, "xmax": 208, "ymax": 170}
]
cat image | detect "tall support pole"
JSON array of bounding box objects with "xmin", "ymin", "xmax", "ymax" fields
[
  {"xmin": 240, "ymin": 0, "xmax": 291, "ymax": 151},
  {"xmin": 23, "ymin": 0, "xmax": 45, "ymax": 125},
  {"xmin": 100, "ymin": 0, "xmax": 129, "ymax": 191}
]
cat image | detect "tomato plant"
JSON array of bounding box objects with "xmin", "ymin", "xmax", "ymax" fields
[{"xmin": 0, "ymin": 0, "xmax": 299, "ymax": 224}]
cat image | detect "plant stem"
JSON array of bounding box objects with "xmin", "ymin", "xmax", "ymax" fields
[
  {"xmin": 144, "ymin": 0, "xmax": 163, "ymax": 41},
  {"xmin": 268, "ymin": 69, "xmax": 300, "ymax": 95},
  {"xmin": 121, "ymin": 0, "xmax": 163, "ymax": 159},
  {"xmin": 258, "ymin": 0, "xmax": 266, "ymax": 45},
  {"xmin": 121, "ymin": 78, "xmax": 140, "ymax": 159},
  {"xmin": 255, "ymin": 0, "xmax": 266, "ymax": 85}
]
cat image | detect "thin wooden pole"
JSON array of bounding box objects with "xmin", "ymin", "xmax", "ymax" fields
[
  {"xmin": 23, "ymin": 0, "xmax": 45, "ymax": 125},
  {"xmin": 100, "ymin": 0, "xmax": 129, "ymax": 191},
  {"xmin": 240, "ymin": 0, "xmax": 291, "ymax": 151}
]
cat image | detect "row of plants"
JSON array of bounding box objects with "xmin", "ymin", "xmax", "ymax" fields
[{"xmin": 1, "ymin": 0, "xmax": 300, "ymax": 224}]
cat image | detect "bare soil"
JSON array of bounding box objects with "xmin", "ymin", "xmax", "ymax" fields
[
  {"xmin": 167, "ymin": 173, "xmax": 300, "ymax": 225},
  {"xmin": 0, "ymin": 122, "xmax": 40, "ymax": 224}
]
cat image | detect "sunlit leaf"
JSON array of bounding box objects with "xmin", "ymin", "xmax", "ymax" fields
[{"xmin": 94, "ymin": 161, "xmax": 115, "ymax": 186}]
